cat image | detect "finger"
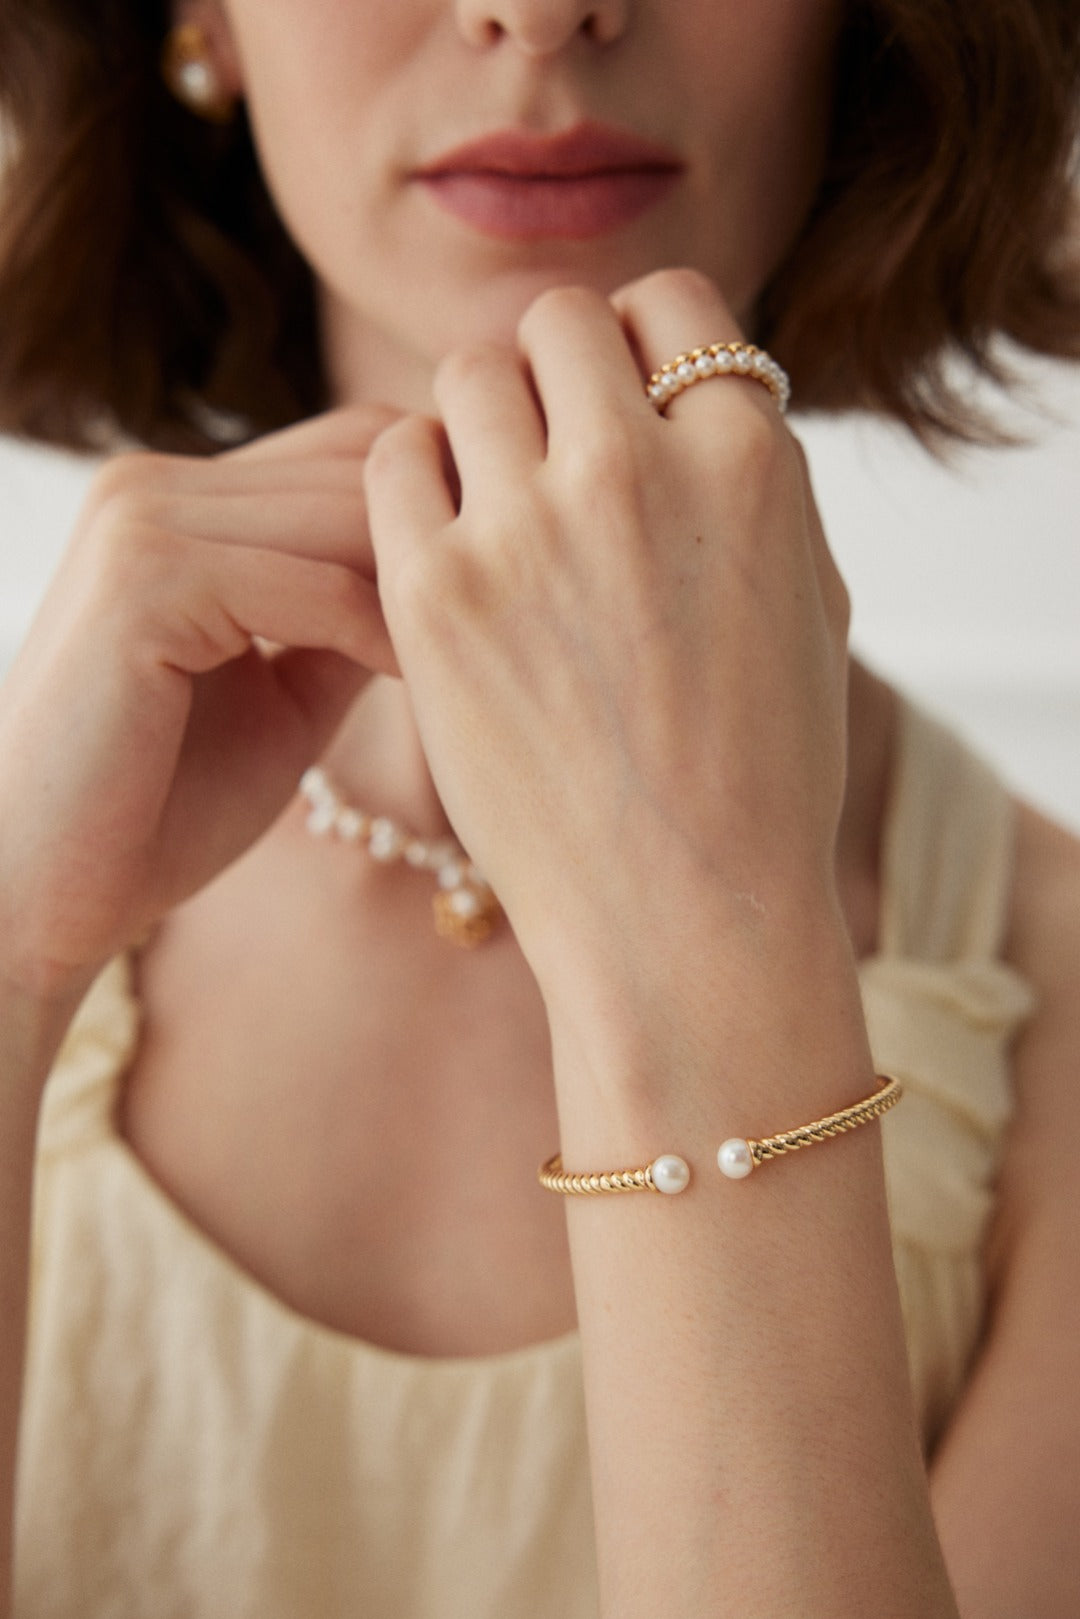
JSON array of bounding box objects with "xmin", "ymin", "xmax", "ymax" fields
[
  {"xmin": 269, "ymin": 646, "xmax": 396, "ymax": 727},
  {"xmin": 363, "ymin": 415, "xmax": 458, "ymax": 560},
  {"xmin": 515, "ymin": 285, "xmax": 650, "ymax": 455},
  {"xmin": 86, "ymin": 456, "xmax": 377, "ymax": 572},
  {"xmin": 609, "ymin": 267, "xmax": 774, "ymax": 426},
  {"xmin": 114, "ymin": 480, "xmax": 377, "ymax": 573},
  {"xmin": 153, "ymin": 646, "xmax": 382, "ymax": 876},
  {"xmin": 176, "ymin": 649, "xmax": 379, "ymax": 795},
  {"xmin": 432, "ymin": 345, "xmax": 545, "ymax": 500},
  {"xmin": 110, "ymin": 529, "xmax": 397, "ymax": 678},
  {"xmin": 223, "ymin": 402, "xmax": 404, "ymax": 465}
]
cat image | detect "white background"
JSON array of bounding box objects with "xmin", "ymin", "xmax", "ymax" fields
[{"xmin": 2, "ymin": 357, "xmax": 1078, "ymax": 832}]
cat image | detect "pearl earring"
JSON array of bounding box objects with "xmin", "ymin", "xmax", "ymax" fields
[{"xmin": 161, "ymin": 23, "xmax": 237, "ymax": 123}]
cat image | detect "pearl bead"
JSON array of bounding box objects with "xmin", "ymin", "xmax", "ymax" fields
[
  {"xmin": 178, "ymin": 60, "xmax": 216, "ymax": 106},
  {"xmin": 368, "ymin": 818, "xmax": 405, "ymax": 862},
  {"xmin": 733, "ymin": 350, "xmax": 753, "ymax": 373},
  {"xmin": 695, "ymin": 352, "xmax": 717, "ymax": 376},
  {"xmin": 297, "ymin": 762, "xmax": 504, "ymax": 947},
  {"xmin": 650, "ymin": 1155, "xmax": 691, "ymax": 1195},
  {"xmin": 717, "ymin": 1138, "xmax": 755, "ymax": 1179},
  {"xmin": 448, "ymin": 887, "xmax": 482, "ymax": 918},
  {"xmin": 336, "ymin": 808, "xmax": 366, "ymax": 842},
  {"xmin": 299, "ymin": 766, "xmax": 330, "ymax": 803},
  {"xmin": 305, "ymin": 802, "xmax": 337, "ymax": 836},
  {"xmin": 714, "ymin": 350, "xmax": 734, "ymax": 372}
]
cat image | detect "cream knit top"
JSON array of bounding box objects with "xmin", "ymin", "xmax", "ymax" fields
[{"xmin": 14, "ymin": 697, "xmax": 1036, "ymax": 1618}]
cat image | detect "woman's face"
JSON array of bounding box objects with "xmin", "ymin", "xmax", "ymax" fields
[{"xmin": 198, "ymin": 0, "xmax": 844, "ymax": 405}]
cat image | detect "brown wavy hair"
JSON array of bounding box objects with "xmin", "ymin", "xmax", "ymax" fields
[{"xmin": 0, "ymin": 0, "xmax": 1078, "ymax": 453}]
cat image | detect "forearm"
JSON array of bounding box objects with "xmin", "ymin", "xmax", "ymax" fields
[
  {"xmin": 544, "ymin": 903, "xmax": 960, "ymax": 1619},
  {"xmin": 0, "ymin": 978, "xmax": 82, "ymax": 1614}
]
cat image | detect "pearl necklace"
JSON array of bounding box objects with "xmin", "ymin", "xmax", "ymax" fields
[{"xmin": 298, "ymin": 766, "xmax": 503, "ymax": 948}]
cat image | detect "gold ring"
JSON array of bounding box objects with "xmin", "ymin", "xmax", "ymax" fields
[{"xmin": 646, "ymin": 342, "xmax": 790, "ymax": 415}]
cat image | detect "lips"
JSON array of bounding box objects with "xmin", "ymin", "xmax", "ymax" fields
[{"xmin": 412, "ymin": 121, "xmax": 684, "ymax": 241}]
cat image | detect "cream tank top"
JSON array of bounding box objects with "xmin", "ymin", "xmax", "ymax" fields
[{"xmin": 14, "ymin": 696, "xmax": 1036, "ymax": 1619}]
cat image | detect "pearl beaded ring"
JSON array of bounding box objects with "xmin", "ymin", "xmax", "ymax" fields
[{"xmin": 646, "ymin": 342, "xmax": 791, "ymax": 415}]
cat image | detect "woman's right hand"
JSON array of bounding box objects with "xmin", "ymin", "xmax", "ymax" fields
[{"xmin": 0, "ymin": 405, "xmax": 400, "ymax": 1004}]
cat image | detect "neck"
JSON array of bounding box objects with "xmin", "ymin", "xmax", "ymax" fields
[{"xmin": 321, "ymin": 285, "xmax": 438, "ymax": 415}]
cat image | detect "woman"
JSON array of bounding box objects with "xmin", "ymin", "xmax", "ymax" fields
[{"xmin": 0, "ymin": 1, "xmax": 1078, "ymax": 1615}]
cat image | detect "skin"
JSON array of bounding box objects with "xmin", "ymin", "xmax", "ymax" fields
[
  {"xmin": 204, "ymin": 0, "xmax": 844, "ymax": 405},
  {"xmin": 1, "ymin": 1, "xmax": 1079, "ymax": 1615}
]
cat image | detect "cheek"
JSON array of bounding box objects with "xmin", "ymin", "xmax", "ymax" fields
[
  {"xmin": 723, "ymin": 0, "xmax": 842, "ymax": 167},
  {"xmin": 218, "ymin": 3, "xmax": 422, "ymax": 231},
  {"xmin": 698, "ymin": 0, "xmax": 844, "ymax": 294}
]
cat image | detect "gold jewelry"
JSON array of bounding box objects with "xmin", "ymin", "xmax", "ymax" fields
[
  {"xmin": 538, "ymin": 1154, "xmax": 692, "ymax": 1197},
  {"xmin": 538, "ymin": 1074, "xmax": 902, "ymax": 1195},
  {"xmin": 646, "ymin": 342, "xmax": 791, "ymax": 416},
  {"xmin": 299, "ymin": 766, "xmax": 503, "ymax": 948},
  {"xmin": 161, "ymin": 24, "xmax": 237, "ymax": 124}
]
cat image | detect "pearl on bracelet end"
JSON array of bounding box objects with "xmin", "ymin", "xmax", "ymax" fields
[
  {"xmin": 648, "ymin": 1155, "xmax": 691, "ymax": 1195},
  {"xmin": 717, "ymin": 1138, "xmax": 755, "ymax": 1179}
]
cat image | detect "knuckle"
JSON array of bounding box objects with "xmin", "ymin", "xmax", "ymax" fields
[
  {"xmin": 85, "ymin": 450, "xmax": 172, "ymax": 505},
  {"xmin": 362, "ymin": 414, "xmax": 426, "ymax": 481},
  {"xmin": 75, "ymin": 520, "xmax": 179, "ymax": 629},
  {"xmin": 721, "ymin": 403, "xmax": 787, "ymax": 494},
  {"xmin": 89, "ymin": 517, "xmax": 173, "ymax": 588},
  {"xmin": 82, "ymin": 451, "xmax": 173, "ymax": 527},
  {"xmin": 339, "ymin": 400, "xmax": 404, "ymax": 437},
  {"xmin": 433, "ymin": 343, "xmax": 511, "ymax": 397},
  {"xmin": 640, "ymin": 265, "xmax": 719, "ymax": 306},
  {"xmin": 325, "ymin": 402, "xmax": 406, "ymax": 457},
  {"xmin": 80, "ymin": 446, "xmax": 182, "ymax": 540},
  {"xmin": 517, "ymin": 282, "xmax": 606, "ymax": 341},
  {"xmin": 87, "ymin": 483, "xmax": 156, "ymax": 538}
]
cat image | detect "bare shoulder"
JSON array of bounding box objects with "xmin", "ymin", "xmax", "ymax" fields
[{"xmin": 991, "ymin": 798, "xmax": 1080, "ymax": 1271}]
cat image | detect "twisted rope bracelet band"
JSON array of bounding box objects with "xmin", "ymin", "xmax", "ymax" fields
[{"xmin": 537, "ymin": 1074, "xmax": 902, "ymax": 1196}]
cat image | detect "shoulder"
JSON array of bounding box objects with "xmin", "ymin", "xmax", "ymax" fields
[{"xmin": 991, "ymin": 800, "xmax": 1080, "ymax": 1273}]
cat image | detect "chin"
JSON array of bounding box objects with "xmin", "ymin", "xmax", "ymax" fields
[{"xmin": 449, "ymin": 260, "xmax": 624, "ymax": 341}]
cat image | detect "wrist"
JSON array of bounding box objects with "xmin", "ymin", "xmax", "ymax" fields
[{"xmin": 538, "ymin": 884, "xmax": 872, "ymax": 1131}]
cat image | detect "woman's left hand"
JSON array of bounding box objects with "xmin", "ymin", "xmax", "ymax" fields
[{"xmin": 364, "ymin": 268, "xmax": 851, "ymax": 1002}]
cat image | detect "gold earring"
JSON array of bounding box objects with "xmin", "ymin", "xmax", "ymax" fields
[{"xmin": 161, "ymin": 23, "xmax": 237, "ymax": 123}]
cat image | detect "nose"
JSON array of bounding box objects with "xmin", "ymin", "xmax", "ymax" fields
[{"xmin": 454, "ymin": 0, "xmax": 628, "ymax": 55}]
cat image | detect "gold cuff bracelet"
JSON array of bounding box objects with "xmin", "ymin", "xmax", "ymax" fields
[{"xmin": 537, "ymin": 1073, "xmax": 902, "ymax": 1196}]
